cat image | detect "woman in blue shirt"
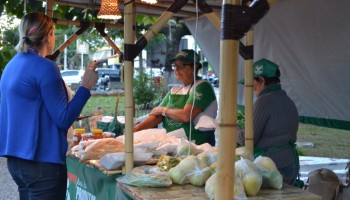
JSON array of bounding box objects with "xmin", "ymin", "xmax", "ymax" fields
[{"xmin": 0, "ymin": 12, "xmax": 98, "ymax": 199}]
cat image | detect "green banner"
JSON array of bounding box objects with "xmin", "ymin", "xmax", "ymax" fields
[{"xmin": 66, "ymin": 156, "xmax": 121, "ymax": 200}]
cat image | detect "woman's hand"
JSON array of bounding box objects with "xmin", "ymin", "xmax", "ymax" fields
[{"xmin": 81, "ymin": 60, "xmax": 99, "ymax": 90}]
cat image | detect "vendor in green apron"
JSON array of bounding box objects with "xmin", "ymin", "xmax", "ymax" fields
[
  {"xmin": 237, "ymin": 58, "xmax": 300, "ymax": 185},
  {"xmin": 134, "ymin": 49, "xmax": 218, "ymax": 146}
]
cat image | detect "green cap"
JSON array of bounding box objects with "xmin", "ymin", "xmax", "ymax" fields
[
  {"xmin": 239, "ymin": 58, "xmax": 279, "ymax": 84},
  {"xmin": 168, "ymin": 49, "xmax": 200, "ymax": 64}
]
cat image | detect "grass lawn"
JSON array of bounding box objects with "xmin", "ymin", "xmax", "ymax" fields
[
  {"xmin": 297, "ymin": 123, "xmax": 350, "ymax": 159},
  {"xmin": 83, "ymin": 95, "xmax": 350, "ymax": 159}
]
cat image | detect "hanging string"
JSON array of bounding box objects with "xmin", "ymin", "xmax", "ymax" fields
[{"xmin": 188, "ymin": 0, "xmax": 200, "ymax": 154}]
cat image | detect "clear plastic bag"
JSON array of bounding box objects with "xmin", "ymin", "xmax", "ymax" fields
[
  {"xmin": 235, "ymin": 157, "xmax": 262, "ymax": 196},
  {"xmin": 205, "ymin": 173, "xmax": 247, "ymax": 200},
  {"xmin": 175, "ymin": 138, "xmax": 203, "ymax": 157},
  {"xmin": 117, "ymin": 165, "xmax": 172, "ymax": 187},
  {"xmin": 253, "ymin": 156, "xmax": 282, "ymax": 189},
  {"xmin": 167, "ymin": 155, "xmax": 210, "ymax": 186}
]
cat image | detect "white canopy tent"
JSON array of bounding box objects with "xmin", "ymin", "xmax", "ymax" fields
[{"xmin": 184, "ymin": 0, "xmax": 350, "ymax": 130}]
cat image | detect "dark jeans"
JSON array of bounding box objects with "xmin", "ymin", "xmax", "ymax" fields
[{"xmin": 7, "ymin": 156, "xmax": 67, "ymax": 200}]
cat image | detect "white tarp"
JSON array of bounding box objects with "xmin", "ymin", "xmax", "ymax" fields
[{"xmin": 184, "ymin": 0, "xmax": 350, "ymax": 129}]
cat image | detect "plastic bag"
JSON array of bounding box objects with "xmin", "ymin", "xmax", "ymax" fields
[
  {"xmin": 99, "ymin": 152, "xmax": 125, "ymax": 170},
  {"xmin": 79, "ymin": 138, "xmax": 125, "ymax": 161},
  {"xmin": 205, "ymin": 173, "xmax": 247, "ymax": 200},
  {"xmin": 117, "ymin": 165, "xmax": 172, "ymax": 187},
  {"xmin": 235, "ymin": 146, "xmax": 254, "ymax": 161},
  {"xmin": 167, "ymin": 155, "xmax": 211, "ymax": 186},
  {"xmin": 99, "ymin": 149, "xmax": 153, "ymax": 171},
  {"xmin": 175, "ymin": 138, "xmax": 203, "ymax": 157},
  {"xmin": 235, "ymin": 157, "xmax": 262, "ymax": 196},
  {"xmin": 197, "ymin": 149, "xmax": 217, "ymax": 167},
  {"xmin": 253, "ymin": 156, "xmax": 282, "ymax": 189}
]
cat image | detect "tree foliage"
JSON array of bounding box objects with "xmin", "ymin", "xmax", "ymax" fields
[
  {"xmin": 133, "ymin": 71, "xmax": 161, "ymax": 105},
  {"xmin": 0, "ymin": 1, "xmax": 191, "ymax": 75},
  {"xmin": 0, "ymin": 13, "xmax": 18, "ymax": 75}
]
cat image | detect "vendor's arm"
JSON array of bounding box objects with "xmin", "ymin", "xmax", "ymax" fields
[
  {"xmin": 133, "ymin": 91, "xmax": 171, "ymax": 132},
  {"xmin": 151, "ymin": 81, "xmax": 216, "ymax": 123},
  {"xmin": 150, "ymin": 104, "xmax": 202, "ymax": 123},
  {"xmin": 133, "ymin": 114, "xmax": 163, "ymax": 132}
]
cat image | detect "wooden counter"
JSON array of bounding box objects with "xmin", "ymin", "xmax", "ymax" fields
[{"xmin": 118, "ymin": 182, "xmax": 321, "ymax": 200}]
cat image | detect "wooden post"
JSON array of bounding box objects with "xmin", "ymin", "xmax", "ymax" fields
[
  {"xmin": 204, "ymin": 12, "xmax": 221, "ymax": 30},
  {"xmin": 45, "ymin": 0, "xmax": 54, "ymax": 17},
  {"xmin": 216, "ymin": 0, "xmax": 240, "ymax": 199},
  {"xmin": 123, "ymin": 0, "xmax": 136, "ymax": 173},
  {"xmin": 244, "ymin": 30, "xmax": 254, "ymax": 153}
]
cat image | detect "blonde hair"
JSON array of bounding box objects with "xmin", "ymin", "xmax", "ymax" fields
[{"xmin": 15, "ymin": 12, "xmax": 54, "ymax": 53}]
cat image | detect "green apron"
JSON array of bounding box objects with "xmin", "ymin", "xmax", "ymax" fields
[{"xmin": 162, "ymin": 90, "xmax": 213, "ymax": 145}]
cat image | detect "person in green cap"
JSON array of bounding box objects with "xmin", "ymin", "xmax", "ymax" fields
[
  {"xmin": 133, "ymin": 49, "xmax": 218, "ymax": 146},
  {"xmin": 237, "ymin": 58, "xmax": 300, "ymax": 185}
]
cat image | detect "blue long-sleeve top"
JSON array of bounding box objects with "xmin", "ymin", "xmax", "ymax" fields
[{"xmin": 0, "ymin": 50, "xmax": 91, "ymax": 165}]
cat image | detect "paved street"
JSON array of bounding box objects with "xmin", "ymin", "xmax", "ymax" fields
[{"xmin": 0, "ymin": 157, "xmax": 18, "ymax": 200}]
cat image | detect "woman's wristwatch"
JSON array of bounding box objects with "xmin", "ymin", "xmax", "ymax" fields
[{"xmin": 162, "ymin": 107, "xmax": 168, "ymax": 117}]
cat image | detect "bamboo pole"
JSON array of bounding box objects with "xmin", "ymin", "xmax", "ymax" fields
[
  {"xmin": 45, "ymin": 0, "xmax": 54, "ymax": 17},
  {"xmin": 46, "ymin": 26, "xmax": 88, "ymax": 61},
  {"xmin": 215, "ymin": 0, "xmax": 240, "ymax": 199},
  {"xmin": 95, "ymin": 24, "xmax": 123, "ymax": 57},
  {"xmin": 120, "ymin": 2, "xmax": 196, "ymax": 17},
  {"xmin": 102, "ymin": 35, "xmax": 123, "ymax": 56},
  {"xmin": 204, "ymin": 12, "xmax": 221, "ymax": 30},
  {"xmin": 243, "ymin": 30, "xmax": 254, "ymax": 153},
  {"xmin": 142, "ymin": 11, "xmax": 175, "ymax": 42},
  {"xmin": 123, "ymin": 0, "xmax": 136, "ymax": 173},
  {"xmin": 53, "ymin": 18, "xmax": 124, "ymax": 29}
]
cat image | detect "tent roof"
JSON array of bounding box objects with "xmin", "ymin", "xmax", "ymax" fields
[
  {"xmin": 49, "ymin": 0, "xmax": 223, "ymax": 20},
  {"xmin": 184, "ymin": 0, "xmax": 350, "ymax": 130}
]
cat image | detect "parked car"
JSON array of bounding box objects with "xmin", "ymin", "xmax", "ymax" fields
[{"xmin": 60, "ymin": 69, "xmax": 84, "ymax": 86}]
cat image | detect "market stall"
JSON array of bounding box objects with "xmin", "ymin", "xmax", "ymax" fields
[
  {"xmin": 65, "ymin": 154, "xmax": 322, "ymax": 200},
  {"xmin": 36, "ymin": 1, "xmax": 345, "ymax": 200}
]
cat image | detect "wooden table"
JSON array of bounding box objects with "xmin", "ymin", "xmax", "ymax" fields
[{"xmin": 118, "ymin": 182, "xmax": 321, "ymax": 200}]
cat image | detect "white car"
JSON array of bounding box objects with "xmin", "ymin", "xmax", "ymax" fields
[{"xmin": 60, "ymin": 70, "xmax": 84, "ymax": 86}]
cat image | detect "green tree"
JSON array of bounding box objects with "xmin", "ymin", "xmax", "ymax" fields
[
  {"xmin": 0, "ymin": 14, "xmax": 18, "ymax": 76},
  {"xmin": 159, "ymin": 20, "xmax": 191, "ymax": 72},
  {"xmin": 0, "ymin": 1, "xmax": 191, "ymax": 73},
  {"xmin": 133, "ymin": 71, "xmax": 161, "ymax": 106}
]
